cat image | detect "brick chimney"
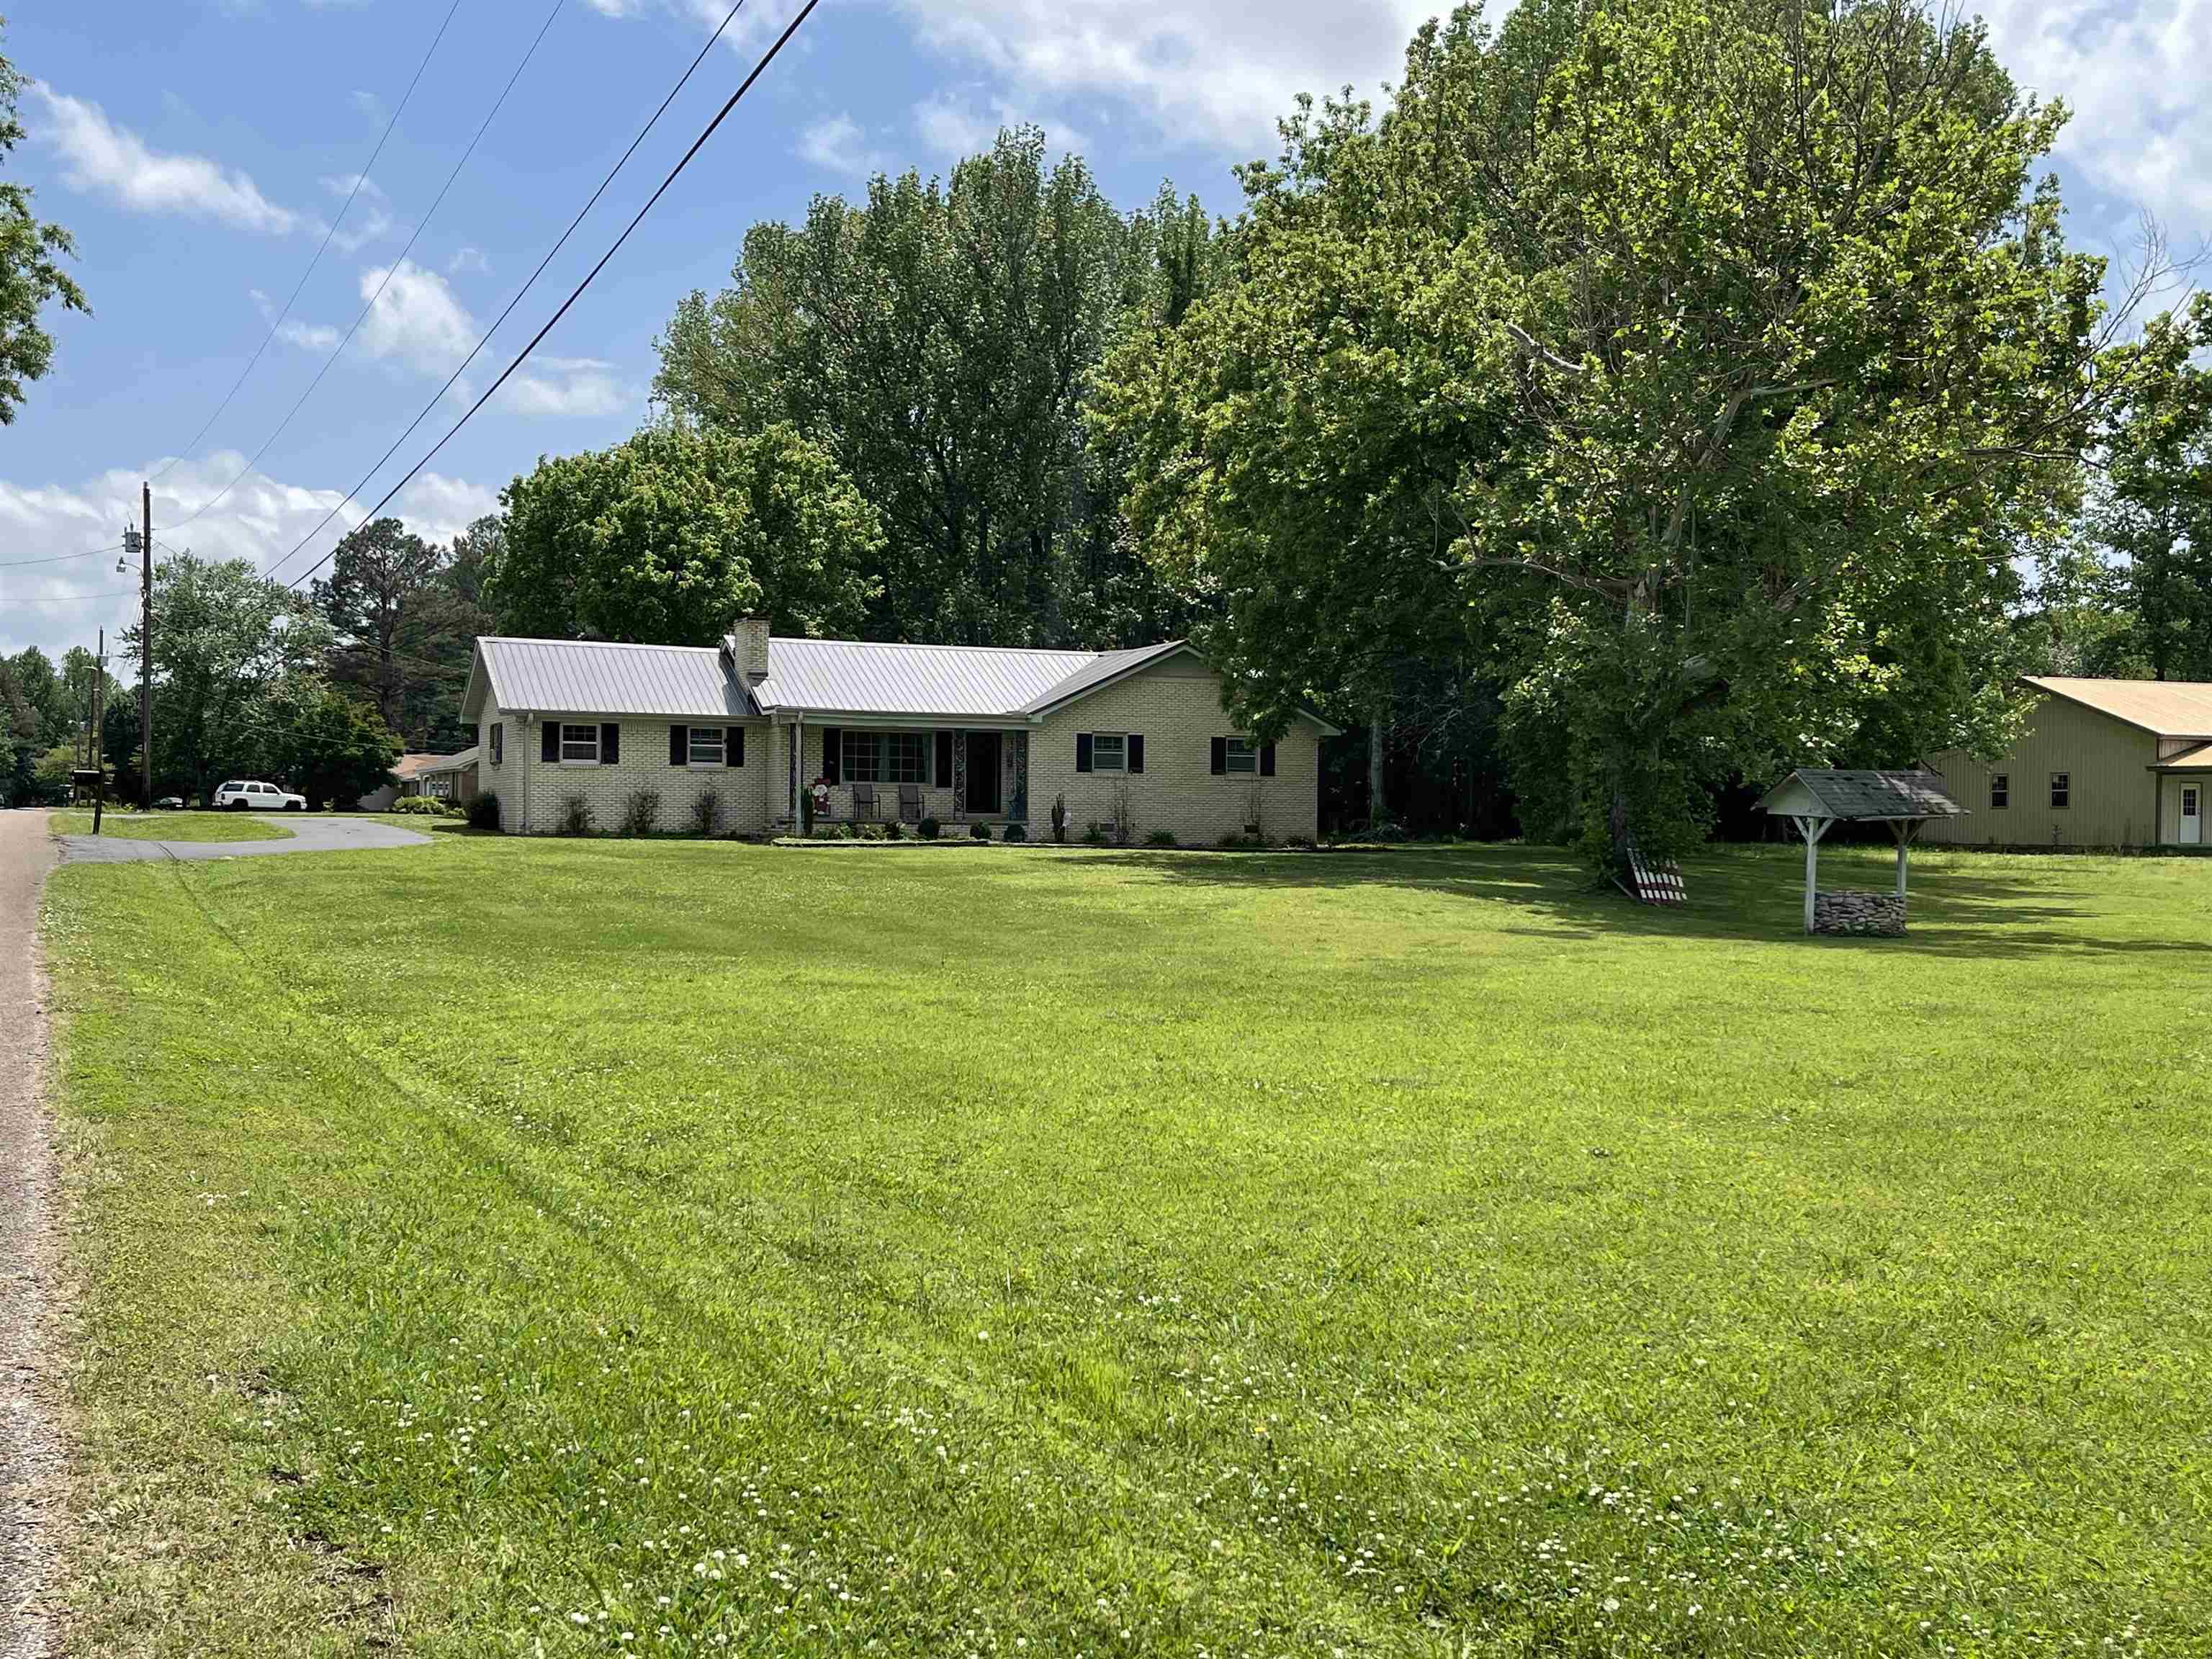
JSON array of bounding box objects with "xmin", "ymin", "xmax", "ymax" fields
[{"xmin": 725, "ymin": 615, "xmax": 770, "ymax": 685}]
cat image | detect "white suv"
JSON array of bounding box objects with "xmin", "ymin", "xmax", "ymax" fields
[{"xmin": 214, "ymin": 779, "xmax": 307, "ymax": 812}]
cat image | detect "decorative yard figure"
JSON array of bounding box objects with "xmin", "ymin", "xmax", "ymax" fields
[{"xmin": 810, "ymin": 777, "xmax": 832, "ymax": 822}]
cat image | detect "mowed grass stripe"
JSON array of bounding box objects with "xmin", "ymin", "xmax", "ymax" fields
[
  {"xmin": 48, "ymin": 808, "xmax": 294, "ymax": 842},
  {"xmin": 43, "ymin": 839, "xmax": 2212, "ymax": 1655}
]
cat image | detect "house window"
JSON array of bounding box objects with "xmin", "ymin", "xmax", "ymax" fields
[
  {"xmin": 884, "ymin": 732, "xmax": 926, "ymax": 784},
  {"xmin": 490, "ymin": 721, "xmax": 504, "ymax": 766},
  {"xmin": 1224, "ymin": 737, "xmax": 1259, "ymax": 774},
  {"xmin": 1990, "ymin": 772, "xmax": 2007, "ymax": 809},
  {"xmin": 2049, "ymin": 771, "xmax": 2069, "ymax": 809},
  {"xmin": 1091, "ymin": 733, "xmax": 1127, "ymax": 773},
  {"xmin": 561, "ymin": 724, "xmax": 601, "ymax": 764},
  {"xmin": 842, "ymin": 730, "xmax": 881, "ymax": 782},
  {"xmin": 840, "ymin": 731, "xmax": 925, "ymax": 783},
  {"xmin": 687, "ymin": 726, "xmax": 725, "ymax": 766}
]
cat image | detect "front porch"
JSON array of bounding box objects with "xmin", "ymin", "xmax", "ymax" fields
[{"xmin": 773, "ymin": 721, "xmax": 1032, "ymax": 830}]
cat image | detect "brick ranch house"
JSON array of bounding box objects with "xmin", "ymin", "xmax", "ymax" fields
[{"xmin": 458, "ymin": 619, "xmax": 1339, "ymax": 840}]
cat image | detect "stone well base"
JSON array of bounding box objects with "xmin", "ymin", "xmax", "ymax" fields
[{"xmin": 1814, "ymin": 889, "xmax": 1906, "ymax": 937}]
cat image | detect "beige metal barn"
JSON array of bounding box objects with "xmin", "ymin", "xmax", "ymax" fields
[{"xmin": 1919, "ymin": 677, "xmax": 2212, "ymax": 849}]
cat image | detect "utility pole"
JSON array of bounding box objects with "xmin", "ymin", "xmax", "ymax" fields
[
  {"xmin": 91, "ymin": 628, "xmax": 107, "ymax": 835},
  {"xmin": 140, "ymin": 482, "xmax": 154, "ymax": 807}
]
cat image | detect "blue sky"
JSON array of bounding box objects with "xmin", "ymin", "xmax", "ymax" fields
[{"xmin": 3, "ymin": 0, "xmax": 2206, "ymax": 661}]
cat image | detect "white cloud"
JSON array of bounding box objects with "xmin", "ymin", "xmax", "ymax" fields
[
  {"xmin": 1977, "ymin": 0, "xmax": 2212, "ymax": 243},
  {"xmin": 446, "ymin": 246, "xmax": 491, "ymax": 276},
  {"xmin": 893, "ymin": 0, "xmax": 1435, "ymax": 154},
  {"xmin": 911, "ymin": 94, "xmax": 1089, "ymax": 163},
  {"xmin": 0, "ymin": 454, "xmax": 491, "ymax": 657},
  {"xmin": 797, "ymin": 114, "xmax": 886, "ymax": 177},
  {"xmin": 274, "ymin": 263, "xmax": 630, "ymax": 417},
  {"xmin": 320, "ymin": 174, "xmax": 398, "ymax": 254},
  {"xmin": 912, "ymin": 96, "xmax": 997, "ymax": 161},
  {"xmin": 392, "ymin": 472, "xmax": 501, "ymax": 545},
  {"xmin": 499, "ymin": 356, "xmax": 628, "ymax": 419},
  {"xmin": 354, "ymin": 259, "xmax": 478, "ymax": 378},
  {"xmin": 587, "ymin": 0, "xmax": 817, "ymax": 55},
  {"xmin": 248, "ymin": 288, "xmax": 341, "ymax": 353},
  {"xmin": 28, "ymin": 84, "xmax": 300, "ymax": 234}
]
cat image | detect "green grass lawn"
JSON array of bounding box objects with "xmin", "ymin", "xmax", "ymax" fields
[
  {"xmin": 42, "ymin": 839, "xmax": 2212, "ymax": 1656},
  {"xmin": 48, "ymin": 808, "xmax": 294, "ymax": 842}
]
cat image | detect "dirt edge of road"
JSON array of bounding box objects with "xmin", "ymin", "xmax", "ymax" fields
[{"xmin": 1, "ymin": 813, "xmax": 66, "ymax": 1659}]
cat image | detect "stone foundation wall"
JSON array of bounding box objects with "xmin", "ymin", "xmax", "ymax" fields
[{"xmin": 1815, "ymin": 890, "xmax": 1906, "ymax": 936}]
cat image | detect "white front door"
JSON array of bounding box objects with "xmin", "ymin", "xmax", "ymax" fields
[{"xmin": 2182, "ymin": 785, "xmax": 2203, "ymax": 845}]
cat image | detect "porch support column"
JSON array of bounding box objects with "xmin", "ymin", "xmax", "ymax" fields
[
  {"xmin": 790, "ymin": 715, "xmax": 804, "ymax": 824},
  {"xmin": 1794, "ymin": 813, "xmax": 1833, "ymax": 934}
]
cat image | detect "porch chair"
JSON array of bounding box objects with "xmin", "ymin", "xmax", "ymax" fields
[
  {"xmin": 897, "ymin": 783, "xmax": 925, "ymax": 824},
  {"xmin": 850, "ymin": 781, "xmax": 881, "ymax": 823}
]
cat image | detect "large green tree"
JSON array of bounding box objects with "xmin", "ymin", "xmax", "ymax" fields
[
  {"xmin": 484, "ymin": 423, "xmax": 881, "ymax": 647},
  {"xmin": 0, "ymin": 23, "xmax": 88, "ymax": 423},
  {"xmin": 241, "ymin": 680, "xmax": 399, "ymax": 810},
  {"xmin": 655, "ymin": 129, "xmax": 1197, "ymax": 648},
  {"xmin": 125, "ymin": 554, "xmax": 333, "ymax": 802},
  {"xmin": 2088, "ymin": 295, "xmax": 2212, "ymax": 681},
  {"xmin": 4, "ymin": 645, "xmax": 67, "ymax": 747},
  {"xmin": 310, "ymin": 516, "xmax": 444, "ymax": 732},
  {"xmin": 1100, "ymin": 0, "xmax": 2142, "ymax": 870}
]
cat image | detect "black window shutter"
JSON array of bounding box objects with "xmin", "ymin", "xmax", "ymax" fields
[
  {"xmin": 1210, "ymin": 737, "xmax": 1226, "ymax": 775},
  {"xmin": 935, "ymin": 729, "xmax": 953, "ymax": 787},
  {"xmin": 1128, "ymin": 734, "xmax": 1145, "ymax": 774},
  {"xmin": 727, "ymin": 727, "xmax": 745, "ymax": 768},
  {"xmin": 1076, "ymin": 732, "xmax": 1094, "ymax": 773},
  {"xmin": 541, "ymin": 721, "xmax": 560, "ymax": 763},
  {"xmin": 669, "ymin": 724, "xmax": 688, "ymax": 766},
  {"xmin": 601, "ymin": 722, "xmax": 620, "ymax": 765},
  {"xmin": 1260, "ymin": 741, "xmax": 1276, "ymax": 777},
  {"xmin": 821, "ymin": 726, "xmax": 842, "ymax": 783}
]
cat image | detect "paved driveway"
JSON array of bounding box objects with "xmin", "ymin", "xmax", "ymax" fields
[{"xmin": 58, "ymin": 814, "xmax": 434, "ymax": 863}]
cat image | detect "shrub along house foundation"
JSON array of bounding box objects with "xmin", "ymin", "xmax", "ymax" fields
[{"xmin": 459, "ymin": 621, "xmax": 1338, "ymax": 841}]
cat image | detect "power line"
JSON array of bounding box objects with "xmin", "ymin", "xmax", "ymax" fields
[
  {"xmin": 7, "ymin": 586, "xmax": 138, "ymax": 607},
  {"xmin": 258, "ymin": 0, "xmax": 757, "ymax": 583},
  {"xmin": 282, "ymin": 0, "xmax": 819, "ymax": 595},
  {"xmin": 150, "ymin": 0, "xmax": 466, "ymax": 484},
  {"xmin": 172, "ymin": 0, "xmax": 570, "ymax": 531},
  {"xmin": 0, "ymin": 541, "xmax": 127, "ymax": 568}
]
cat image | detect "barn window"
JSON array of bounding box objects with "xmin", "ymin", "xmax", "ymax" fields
[
  {"xmin": 2049, "ymin": 772, "xmax": 2069, "ymax": 810},
  {"xmin": 1990, "ymin": 773, "xmax": 2007, "ymax": 809}
]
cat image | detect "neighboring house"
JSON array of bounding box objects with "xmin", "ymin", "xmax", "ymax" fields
[
  {"xmin": 416, "ymin": 747, "xmax": 479, "ymax": 804},
  {"xmin": 1920, "ymin": 676, "xmax": 2212, "ymax": 848},
  {"xmin": 457, "ymin": 619, "xmax": 1339, "ymax": 840},
  {"xmin": 357, "ymin": 752, "xmax": 449, "ymax": 811}
]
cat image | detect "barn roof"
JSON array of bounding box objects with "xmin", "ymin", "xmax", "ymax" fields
[
  {"xmin": 2025, "ymin": 676, "xmax": 2212, "ymax": 737},
  {"xmin": 1755, "ymin": 769, "xmax": 1968, "ymax": 821}
]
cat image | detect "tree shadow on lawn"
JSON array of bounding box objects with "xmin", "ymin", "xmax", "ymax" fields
[{"xmin": 1115, "ymin": 845, "xmax": 2212, "ymax": 960}]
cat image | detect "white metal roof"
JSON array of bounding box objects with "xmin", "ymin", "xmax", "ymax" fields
[
  {"xmin": 464, "ymin": 631, "xmax": 1340, "ymax": 733},
  {"xmin": 469, "ymin": 637, "xmax": 752, "ymax": 720},
  {"xmin": 752, "ymin": 637, "xmax": 1100, "ymax": 718},
  {"xmin": 1018, "ymin": 642, "xmax": 1188, "ymax": 714}
]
